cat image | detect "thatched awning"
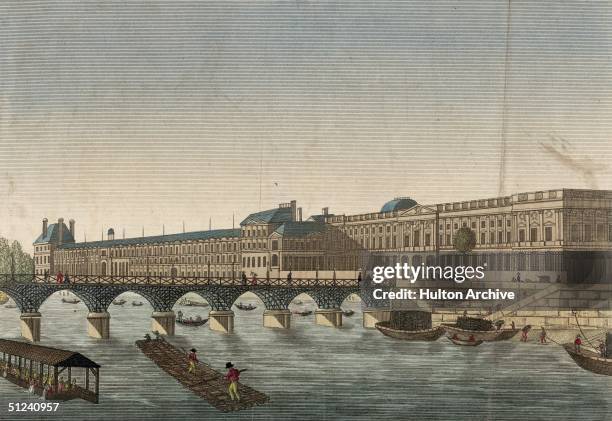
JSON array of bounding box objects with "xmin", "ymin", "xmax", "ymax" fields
[{"xmin": 0, "ymin": 339, "xmax": 99, "ymax": 368}]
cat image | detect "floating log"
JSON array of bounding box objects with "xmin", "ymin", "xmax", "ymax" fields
[{"xmin": 135, "ymin": 338, "xmax": 269, "ymax": 412}]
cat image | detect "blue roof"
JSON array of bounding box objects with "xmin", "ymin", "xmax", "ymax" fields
[
  {"xmin": 59, "ymin": 228, "xmax": 240, "ymax": 250},
  {"xmin": 274, "ymin": 222, "xmax": 326, "ymax": 237},
  {"xmin": 33, "ymin": 223, "xmax": 75, "ymax": 245},
  {"xmin": 240, "ymin": 207, "xmax": 293, "ymax": 226},
  {"xmin": 380, "ymin": 197, "xmax": 417, "ymax": 213}
]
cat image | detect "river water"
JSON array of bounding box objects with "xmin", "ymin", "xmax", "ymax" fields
[{"xmin": 0, "ymin": 292, "xmax": 610, "ymax": 421}]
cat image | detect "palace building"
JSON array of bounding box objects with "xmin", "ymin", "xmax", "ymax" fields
[{"xmin": 34, "ymin": 189, "xmax": 612, "ymax": 282}]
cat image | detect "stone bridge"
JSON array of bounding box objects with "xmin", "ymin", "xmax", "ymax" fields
[{"xmin": 0, "ymin": 274, "xmax": 391, "ymax": 342}]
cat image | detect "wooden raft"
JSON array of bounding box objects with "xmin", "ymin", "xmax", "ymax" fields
[{"xmin": 135, "ymin": 339, "xmax": 270, "ymax": 412}]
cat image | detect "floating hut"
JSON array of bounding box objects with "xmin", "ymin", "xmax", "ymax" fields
[{"xmin": 0, "ymin": 339, "xmax": 100, "ymax": 403}]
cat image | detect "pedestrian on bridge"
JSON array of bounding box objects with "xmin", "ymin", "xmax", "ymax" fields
[
  {"xmin": 539, "ymin": 327, "xmax": 547, "ymax": 344},
  {"xmin": 287, "ymin": 271, "xmax": 292, "ymax": 286},
  {"xmin": 55, "ymin": 271, "xmax": 64, "ymax": 284},
  {"xmin": 251, "ymin": 273, "xmax": 257, "ymax": 286}
]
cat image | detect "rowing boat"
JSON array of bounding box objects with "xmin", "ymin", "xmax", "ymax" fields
[{"xmin": 448, "ymin": 336, "xmax": 484, "ymax": 346}]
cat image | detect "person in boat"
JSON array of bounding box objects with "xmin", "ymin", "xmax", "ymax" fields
[
  {"xmin": 599, "ymin": 341, "xmax": 607, "ymax": 358},
  {"xmin": 539, "ymin": 327, "xmax": 547, "ymax": 344},
  {"xmin": 574, "ymin": 335, "xmax": 582, "ymax": 353},
  {"xmin": 452, "ymin": 333, "xmax": 459, "ymax": 340},
  {"xmin": 195, "ymin": 315, "xmax": 202, "ymax": 322},
  {"xmin": 494, "ymin": 320, "xmax": 504, "ymax": 331},
  {"xmin": 521, "ymin": 325, "xmax": 532, "ymax": 342},
  {"xmin": 468, "ymin": 334, "xmax": 476, "ymax": 342},
  {"xmin": 225, "ymin": 362, "xmax": 247, "ymax": 401},
  {"xmin": 187, "ymin": 348, "xmax": 199, "ymax": 374},
  {"xmin": 177, "ymin": 310, "xmax": 183, "ymax": 322}
]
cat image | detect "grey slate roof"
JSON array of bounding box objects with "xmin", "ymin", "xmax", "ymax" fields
[
  {"xmin": 307, "ymin": 214, "xmax": 335, "ymax": 223},
  {"xmin": 274, "ymin": 221, "xmax": 326, "ymax": 237},
  {"xmin": 59, "ymin": 228, "xmax": 240, "ymax": 250},
  {"xmin": 33, "ymin": 223, "xmax": 75, "ymax": 245},
  {"xmin": 240, "ymin": 207, "xmax": 293, "ymax": 226}
]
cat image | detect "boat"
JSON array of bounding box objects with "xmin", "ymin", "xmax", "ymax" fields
[
  {"xmin": 4, "ymin": 304, "xmax": 16, "ymax": 309},
  {"xmin": 491, "ymin": 328, "xmax": 520, "ymax": 341},
  {"xmin": 112, "ymin": 299, "xmax": 126, "ymax": 305},
  {"xmin": 375, "ymin": 322, "xmax": 445, "ymax": 341},
  {"xmin": 61, "ymin": 298, "xmax": 80, "ymax": 304},
  {"xmin": 176, "ymin": 318, "xmax": 208, "ymax": 327},
  {"xmin": 563, "ymin": 343, "xmax": 612, "ymax": 376},
  {"xmin": 442, "ymin": 324, "xmax": 500, "ymax": 341},
  {"xmin": 448, "ymin": 336, "xmax": 484, "ymax": 347},
  {"xmin": 342, "ymin": 310, "xmax": 355, "ymax": 317},
  {"xmin": 132, "ymin": 301, "xmax": 144, "ymax": 307},
  {"xmin": 294, "ymin": 300, "xmax": 303, "ymax": 305},
  {"xmin": 236, "ymin": 303, "xmax": 257, "ymax": 311},
  {"xmin": 294, "ymin": 310, "xmax": 312, "ymax": 316},
  {"xmin": 179, "ymin": 298, "xmax": 208, "ymax": 307}
]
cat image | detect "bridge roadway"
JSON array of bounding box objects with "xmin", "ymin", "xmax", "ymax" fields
[{"xmin": 0, "ymin": 274, "xmax": 391, "ymax": 342}]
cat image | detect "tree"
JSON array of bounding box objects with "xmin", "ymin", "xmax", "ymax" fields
[
  {"xmin": 0, "ymin": 238, "xmax": 34, "ymax": 278},
  {"xmin": 453, "ymin": 227, "xmax": 476, "ymax": 255}
]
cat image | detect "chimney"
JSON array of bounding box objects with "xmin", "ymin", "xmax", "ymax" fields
[
  {"xmin": 69, "ymin": 219, "xmax": 75, "ymax": 237},
  {"xmin": 107, "ymin": 228, "xmax": 115, "ymax": 241},
  {"xmin": 322, "ymin": 207, "xmax": 329, "ymax": 216},
  {"xmin": 42, "ymin": 218, "xmax": 48, "ymax": 237},
  {"xmin": 57, "ymin": 218, "xmax": 64, "ymax": 245},
  {"xmin": 297, "ymin": 207, "xmax": 303, "ymax": 222},
  {"xmin": 290, "ymin": 200, "xmax": 297, "ymax": 222}
]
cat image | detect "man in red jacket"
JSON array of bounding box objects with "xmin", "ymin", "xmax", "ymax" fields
[{"xmin": 225, "ymin": 362, "xmax": 247, "ymax": 401}]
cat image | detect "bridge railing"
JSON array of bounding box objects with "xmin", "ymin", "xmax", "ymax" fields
[{"xmin": 0, "ymin": 274, "xmax": 360, "ymax": 288}]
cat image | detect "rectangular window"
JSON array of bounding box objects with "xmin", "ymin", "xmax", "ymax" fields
[
  {"xmin": 446, "ymin": 234, "xmax": 450, "ymax": 245},
  {"xmin": 480, "ymin": 232, "xmax": 486, "ymax": 244},
  {"xmin": 490, "ymin": 232, "xmax": 495, "ymax": 243},
  {"xmin": 404, "ymin": 235, "xmax": 410, "ymax": 247},
  {"xmin": 490, "ymin": 220, "xmax": 495, "ymax": 228},
  {"xmin": 545, "ymin": 226, "xmax": 553, "ymax": 242},
  {"xmin": 413, "ymin": 231, "xmax": 420, "ymax": 247},
  {"xmin": 584, "ymin": 225, "xmax": 592, "ymax": 242},
  {"xmin": 530, "ymin": 228, "xmax": 538, "ymax": 242},
  {"xmin": 498, "ymin": 231, "xmax": 503, "ymax": 243},
  {"xmin": 425, "ymin": 233, "xmax": 431, "ymax": 246},
  {"xmin": 571, "ymin": 224, "xmax": 580, "ymax": 242},
  {"xmin": 597, "ymin": 224, "xmax": 605, "ymax": 241},
  {"xmin": 471, "ymin": 222, "xmax": 476, "ymax": 229},
  {"xmin": 519, "ymin": 230, "xmax": 525, "ymax": 242},
  {"xmin": 481, "ymin": 220, "xmax": 486, "ymax": 228}
]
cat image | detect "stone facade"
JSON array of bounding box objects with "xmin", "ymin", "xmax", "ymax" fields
[{"xmin": 34, "ymin": 189, "xmax": 612, "ymax": 281}]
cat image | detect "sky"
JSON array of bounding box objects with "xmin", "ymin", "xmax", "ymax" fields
[{"xmin": 1, "ymin": 1, "xmax": 611, "ymax": 252}]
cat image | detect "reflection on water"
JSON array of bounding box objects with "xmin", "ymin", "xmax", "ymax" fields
[{"xmin": 0, "ymin": 291, "xmax": 611, "ymax": 421}]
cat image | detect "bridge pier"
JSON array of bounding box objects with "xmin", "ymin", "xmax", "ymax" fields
[
  {"xmin": 315, "ymin": 308, "xmax": 343, "ymax": 328},
  {"xmin": 362, "ymin": 308, "xmax": 392, "ymax": 329},
  {"xmin": 209, "ymin": 310, "xmax": 234, "ymax": 334},
  {"xmin": 151, "ymin": 311, "xmax": 176, "ymax": 336},
  {"xmin": 263, "ymin": 309, "xmax": 291, "ymax": 329},
  {"xmin": 20, "ymin": 312, "xmax": 42, "ymax": 342},
  {"xmin": 87, "ymin": 312, "xmax": 110, "ymax": 339}
]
